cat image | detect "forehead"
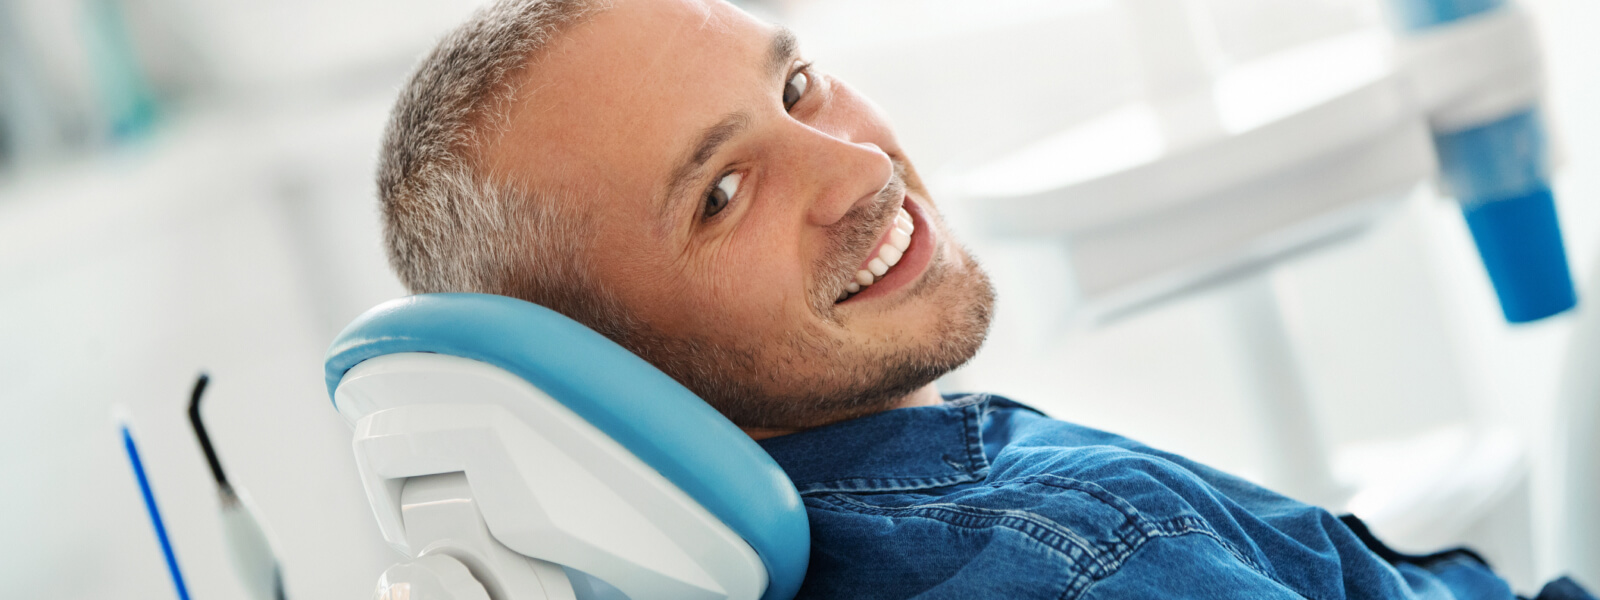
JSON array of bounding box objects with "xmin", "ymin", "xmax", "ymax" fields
[{"xmin": 487, "ymin": 0, "xmax": 774, "ymax": 206}]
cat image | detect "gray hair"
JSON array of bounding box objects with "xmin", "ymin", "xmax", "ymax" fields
[{"xmin": 376, "ymin": 0, "xmax": 631, "ymax": 335}]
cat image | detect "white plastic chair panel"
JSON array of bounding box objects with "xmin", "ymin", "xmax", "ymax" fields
[{"xmin": 337, "ymin": 353, "xmax": 768, "ymax": 600}]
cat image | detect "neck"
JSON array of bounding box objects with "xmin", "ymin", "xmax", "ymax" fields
[{"xmin": 742, "ymin": 383, "xmax": 943, "ymax": 441}]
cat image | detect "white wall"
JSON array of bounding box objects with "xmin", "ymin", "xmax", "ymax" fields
[{"xmin": 0, "ymin": 91, "xmax": 410, "ymax": 598}]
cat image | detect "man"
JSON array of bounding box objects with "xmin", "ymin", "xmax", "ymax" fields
[{"xmin": 374, "ymin": 0, "xmax": 1592, "ymax": 597}]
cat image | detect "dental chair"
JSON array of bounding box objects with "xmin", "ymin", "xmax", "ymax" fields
[{"xmin": 323, "ymin": 293, "xmax": 809, "ymax": 600}]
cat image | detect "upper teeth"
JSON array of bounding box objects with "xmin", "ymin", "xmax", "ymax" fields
[{"xmin": 839, "ymin": 207, "xmax": 915, "ymax": 301}]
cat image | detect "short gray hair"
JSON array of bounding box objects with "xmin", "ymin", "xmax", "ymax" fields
[{"xmin": 376, "ymin": 0, "xmax": 630, "ymax": 335}]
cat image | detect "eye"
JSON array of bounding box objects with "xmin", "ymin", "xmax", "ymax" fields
[
  {"xmin": 783, "ymin": 67, "xmax": 810, "ymax": 112},
  {"xmin": 704, "ymin": 172, "xmax": 741, "ymax": 219}
]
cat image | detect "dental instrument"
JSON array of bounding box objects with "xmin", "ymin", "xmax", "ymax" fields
[
  {"xmin": 117, "ymin": 410, "xmax": 193, "ymax": 600},
  {"xmin": 187, "ymin": 373, "xmax": 288, "ymax": 600}
]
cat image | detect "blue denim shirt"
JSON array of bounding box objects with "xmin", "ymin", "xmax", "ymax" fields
[{"xmin": 757, "ymin": 394, "xmax": 1519, "ymax": 599}]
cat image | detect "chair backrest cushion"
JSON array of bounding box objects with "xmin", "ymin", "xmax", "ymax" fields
[{"xmin": 325, "ymin": 293, "xmax": 809, "ymax": 600}]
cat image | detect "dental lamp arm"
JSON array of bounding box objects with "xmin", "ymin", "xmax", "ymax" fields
[{"xmin": 1392, "ymin": 0, "xmax": 1577, "ymax": 322}]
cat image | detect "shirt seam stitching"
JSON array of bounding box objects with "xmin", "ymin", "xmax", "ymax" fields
[
  {"xmin": 808, "ymin": 473, "xmax": 1308, "ymax": 600},
  {"xmin": 1062, "ymin": 526, "xmax": 1313, "ymax": 600},
  {"xmin": 814, "ymin": 493, "xmax": 1293, "ymax": 599},
  {"xmin": 796, "ymin": 473, "xmax": 986, "ymax": 495},
  {"xmin": 787, "ymin": 395, "xmax": 995, "ymax": 495},
  {"xmin": 960, "ymin": 397, "xmax": 992, "ymax": 476},
  {"xmin": 809, "ymin": 493, "xmax": 1121, "ymax": 580},
  {"xmin": 1002, "ymin": 475, "xmax": 1302, "ymax": 600}
]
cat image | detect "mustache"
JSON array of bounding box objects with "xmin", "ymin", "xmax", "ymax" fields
[{"xmin": 811, "ymin": 160, "xmax": 909, "ymax": 316}]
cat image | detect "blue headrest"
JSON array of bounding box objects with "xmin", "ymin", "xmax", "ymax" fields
[{"xmin": 324, "ymin": 293, "xmax": 809, "ymax": 600}]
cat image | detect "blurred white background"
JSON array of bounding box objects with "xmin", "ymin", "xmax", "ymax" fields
[{"xmin": 0, "ymin": 0, "xmax": 1594, "ymax": 597}]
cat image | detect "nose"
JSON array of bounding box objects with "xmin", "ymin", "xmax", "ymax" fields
[{"xmin": 787, "ymin": 125, "xmax": 894, "ymax": 227}]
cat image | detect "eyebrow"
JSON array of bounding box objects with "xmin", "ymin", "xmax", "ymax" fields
[{"xmin": 657, "ymin": 27, "xmax": 801, "ymax": 225}]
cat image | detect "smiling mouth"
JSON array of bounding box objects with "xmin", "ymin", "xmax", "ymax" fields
[{"xmin": 836, "ymin": 205, "xmax": 916, "ymax": 303}]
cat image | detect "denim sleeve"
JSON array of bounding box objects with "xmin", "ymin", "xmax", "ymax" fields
[{"xmin": 1080, "ymin": 534, "xmax": 1305, "ymax": 599}]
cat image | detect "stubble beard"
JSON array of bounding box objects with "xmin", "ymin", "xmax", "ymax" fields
[{"xmin": 620, "ymin": 162, "xmax": 997, "ymax": 431}]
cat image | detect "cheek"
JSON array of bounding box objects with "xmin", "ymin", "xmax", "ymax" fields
[
  {"xmin": 594, "ymin": 224, "xmax": 702, "ymax": 329},
  {"xmin": 694, "ymin": 225, "xmax": 813, "ymax": 326}
]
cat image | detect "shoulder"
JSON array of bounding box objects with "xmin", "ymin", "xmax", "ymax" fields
[
  {"xmin": 789, "ymin": 395, "xmax": 1324, "ymax": 599},
  {"xmin": 977, "ymin": 395, "xmax": 1276, "ymax": 521},
  {"xmin": 988, "ymin": 443, "xmax": 1232, "ymax": 522},
  {"xmin": 799, "ymin": 445, "xmax": 1280, "ymax": 599},
  {"xmin": 978, "ymin": 442, "xmax": 1267, "ymax": 571}
]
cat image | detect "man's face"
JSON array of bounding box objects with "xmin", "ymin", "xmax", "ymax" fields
[{"xmin": 487, "ymin": 0, "xmax": 994, "ymax": 429}]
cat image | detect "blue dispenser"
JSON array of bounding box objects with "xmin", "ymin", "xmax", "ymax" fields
[{"xmin": 1392, "ymin": 0, "xmax": 1577, "ymax": 323}]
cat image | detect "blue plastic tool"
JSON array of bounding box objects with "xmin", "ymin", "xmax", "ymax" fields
[{"xmin": 121, "ymin": 422, "xmax": 192, "ymax": 600}]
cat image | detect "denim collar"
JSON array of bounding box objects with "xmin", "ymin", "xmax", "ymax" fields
[{"xmin": 756, "ymin": 393, "xmax": 995, "ymax": 495}]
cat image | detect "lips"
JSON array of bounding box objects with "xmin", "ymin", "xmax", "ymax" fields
[
  {"xmin": 837, "ymin": 206, "xmax": 915, "ymax": 302},
  {"xmin": 836, "ymin": 195, "xmax": 936, "ymax": 305}
]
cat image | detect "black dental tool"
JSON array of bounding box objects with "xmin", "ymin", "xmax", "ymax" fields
[{"xmin": 187, "ymin": 372, "xmax": 288, "ymax": 600}]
